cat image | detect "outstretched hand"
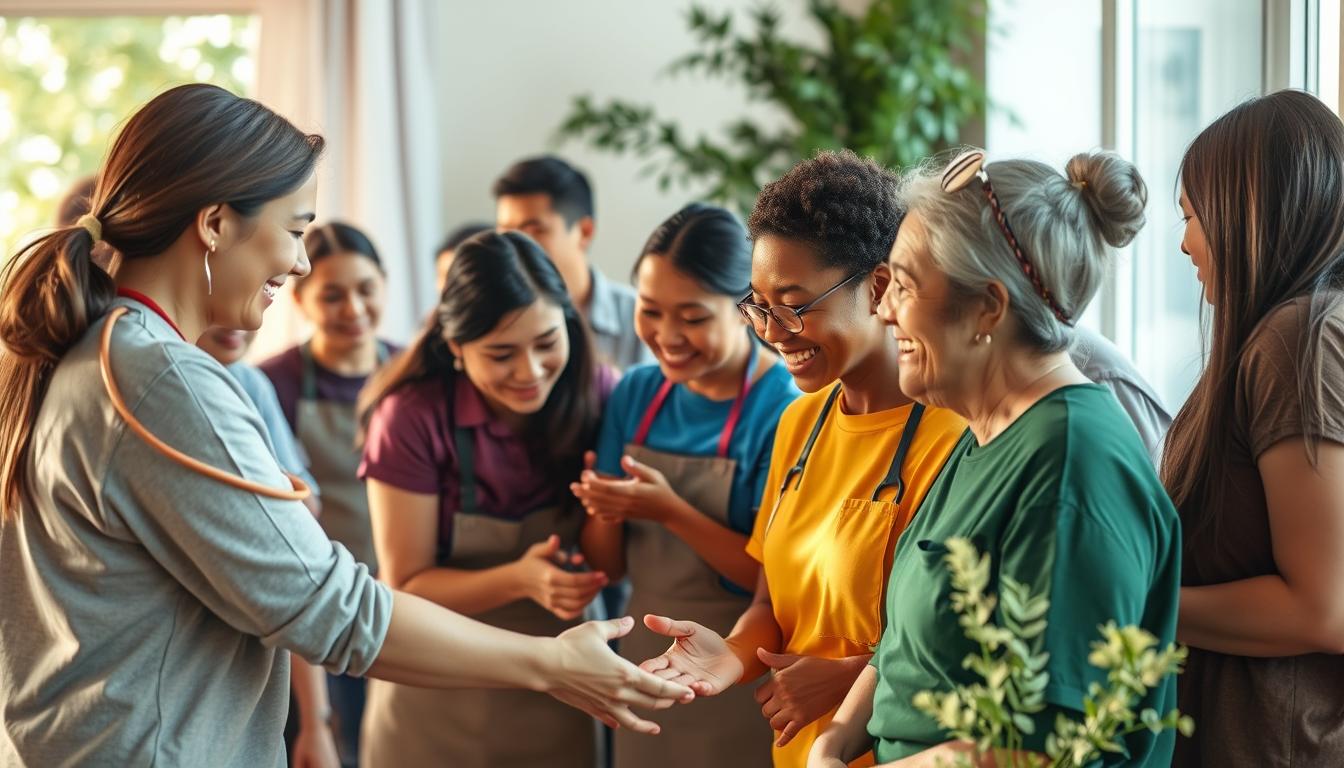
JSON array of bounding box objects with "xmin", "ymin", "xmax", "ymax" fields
[
  {"xmin": 637, "ymin": 614, "xmax": 745, "ymax": 698},
  {"xmin": 547, "ymin": 616, "xmax": 696, "ymax": 734}
]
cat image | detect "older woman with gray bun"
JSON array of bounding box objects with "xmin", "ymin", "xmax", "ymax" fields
[{"xmin": 808, "ymin": 150, "xmax": 1182, "ymax": 768}]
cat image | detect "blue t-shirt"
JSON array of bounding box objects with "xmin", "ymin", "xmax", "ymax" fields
[
  {"xmin": 595, "ymin": 357, "xmax": 800, "ymax": 536},
  {"xmin": 227, "ymin": 361, "xmax": 320, "ymax": 493}
]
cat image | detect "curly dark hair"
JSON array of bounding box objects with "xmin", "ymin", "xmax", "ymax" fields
[{"xmin": 747, "ymin": 149, "xmax": 903, "ymax": 272}]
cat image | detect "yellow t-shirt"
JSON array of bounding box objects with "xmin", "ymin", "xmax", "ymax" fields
[{"xmin": 745, "ymin": 385, "xmax": 967, "ymax": 768}]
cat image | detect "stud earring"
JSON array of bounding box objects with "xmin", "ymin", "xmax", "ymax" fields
[
  {"xmin": 453, "ymin": 357, "xmax": 463, "ymax": 371},
  {"xmin": 974, "ymin": 332, "xmax": 993, "ymax": 345}
]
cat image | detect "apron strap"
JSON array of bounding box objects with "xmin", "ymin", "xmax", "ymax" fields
[
  {"xmin": 631, "ymin": 380, "xmax": 676, "ymax": 448},
  {"xmin": 454, "ymin": 426, "xmax": 480, "ymax": 515},
  {"xmin": 299, "ymin": 341, "xmax": 318, "ymax": 401},
  {"xmin": 870, "ymin": 402, "xmax": 926, "ymax": 503},
  {"xmin": 300, "ymin": 341, "xmax": 387, "ymax": 402},
  {"xmin": 631, "ymin": 336, "xmax": 759, "ymax": 459},
  {"xmin": 781, "ymin": 382, "xmax": 842, "ymax": 494},
  {"xmin": 716, "ymin": 340, "xmax": 759, "ymax": 458},
  {"xmin": 761, "ymin": 381, "xmax": 841, "ymax": 539}
]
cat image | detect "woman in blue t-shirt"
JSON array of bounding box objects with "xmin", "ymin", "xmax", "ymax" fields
[{"xmin": 574, "ymin": 203, "xmax": 799, "ymax": 768}]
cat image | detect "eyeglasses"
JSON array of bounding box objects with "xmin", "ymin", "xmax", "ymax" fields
[
  {"xmin": 737, "ymin": 271, "xmax": 867, "ymax": 334},
  {"xmin": 942, "ymin": 149, "xmax": 1074, "ymax": 326}
]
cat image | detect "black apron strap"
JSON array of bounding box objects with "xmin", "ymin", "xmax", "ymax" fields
[
  {"xmin": 870, "ymin": 402, "xmax": 926, "ymax": 503},
  {"xmin": 778, "ymin": 382, "xmax": 842, "ymax": 496},
  {"xmin": 454, "ymin": 426, "xmax": 480, "ymax": 515},
  {"xmin": 298, "ymin": 342, "xmax": 318, "ymax": 401}
]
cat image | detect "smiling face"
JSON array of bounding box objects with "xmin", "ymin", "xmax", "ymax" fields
[
  {"xmin": 293, "ymin": 251, "xmax": 387, "ymax": 355},
  {"xmin": 746, "ymin": 235, "xmax": 880, "ymax": 393},
  {"xmin": 634, "ymin": 252, "xmax": 748, "ymax": 388},
  {"xmin": 207, "ymin": 173, "xmax": 316, "ymax": 332},
  {"xmin": 878, "ymin": 210, "xmax": 982, "ymax": 408},
  {"xmin": 1179, "ymin": 188, "xmax": 1214, "ymax": 304},
  {"xmin": 450, "ymin": 299, "xmax": 570, "ymax": 418}
]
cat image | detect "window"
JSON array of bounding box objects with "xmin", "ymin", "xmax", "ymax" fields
[
  {"xmin": 989, "ymin": 0, "xmax": 1328, "ymax": 411},
  {"xmin": 0, "ymin": 13, "xmax": 258, "ymax": 258},
  {"xmin": 1123, "ymin": 0, "xmax": 1264, "ymax": 410}
]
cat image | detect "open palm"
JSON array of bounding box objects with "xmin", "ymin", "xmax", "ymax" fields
[{"xmin": 637, "ymin": 615, "xmax": 745, "ymax": 697}]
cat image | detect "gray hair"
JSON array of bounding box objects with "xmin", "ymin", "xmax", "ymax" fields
[{"xmin": 896, "ymin": 151, "xmax": 1147, "ymax": 351}]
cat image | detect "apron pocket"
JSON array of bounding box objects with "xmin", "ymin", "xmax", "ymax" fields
[{"xmin": 816, "ymin": 497, "xmax": 896, "ymax": 649}]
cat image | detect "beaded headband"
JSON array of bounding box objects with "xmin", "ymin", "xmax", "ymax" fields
[{"xmin": 940, "ymin": 150, "xmax": 1073, "ymax": 326}]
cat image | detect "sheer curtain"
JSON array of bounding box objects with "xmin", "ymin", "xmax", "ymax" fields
[{"xmin": 251, "ymin": 0, "xmax": 443, "ymax": 360}]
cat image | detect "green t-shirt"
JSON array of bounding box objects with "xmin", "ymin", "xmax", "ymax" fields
[{"xmin": 867, "ymin": 384, "xmax": 1181, "ymax": 766}]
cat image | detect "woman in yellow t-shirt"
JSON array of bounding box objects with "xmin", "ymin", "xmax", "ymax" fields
[{"xmin": 638, "ymin": 151, "xmax": 967, "ymax": 767}]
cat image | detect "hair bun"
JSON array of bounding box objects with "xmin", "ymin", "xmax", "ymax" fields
[{"xmin": 1065, "ymin": 151, "xmax": 1147, "ymax": 248}]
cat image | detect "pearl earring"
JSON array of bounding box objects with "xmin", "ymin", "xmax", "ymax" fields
[{"xmin": 453, "ymin": 358, "xmax": 463, "ymax": 372}]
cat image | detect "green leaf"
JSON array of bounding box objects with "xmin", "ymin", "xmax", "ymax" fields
[{"xmin": 1011, "ymin": 712, "xmax": 1036, "ymax": 736}]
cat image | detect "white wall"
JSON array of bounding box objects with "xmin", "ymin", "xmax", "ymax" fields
[{"xmin": 433, "ymin": 0, "xmax": 820, "ymax": 285}]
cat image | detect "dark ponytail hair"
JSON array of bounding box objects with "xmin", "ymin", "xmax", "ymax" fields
[
  {"xmin": 0, "ymin": 83, "xmax": 324, "ymax": 513},
  {"xmin": 300, "ymin": 220, "xmax": 385, "ymax": 283},
  {"xmin": 635, "ymin": 203, "xmax": 751, "ymax": 296},
  {"xmin": 359, "ymin": 231, "xmax": 601, "ymax": 485}
]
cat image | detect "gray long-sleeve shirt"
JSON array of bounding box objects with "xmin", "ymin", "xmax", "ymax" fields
[{"xmin": 0, "ymin": 299, "xmax": 392, "ymax": 767}]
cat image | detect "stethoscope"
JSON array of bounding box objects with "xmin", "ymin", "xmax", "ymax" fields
[{"xmin": 99, "ymin": 306, "xmax": 312, "ymax": 501}]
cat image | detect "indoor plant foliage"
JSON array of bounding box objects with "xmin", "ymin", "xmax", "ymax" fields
[
  {"xmin": 912, "ymin": 538, "xmax": 1194, "ymax": 768},
  {"xmin": 556, "ymin": 0, "xmax": 988, "ymax": 215}
]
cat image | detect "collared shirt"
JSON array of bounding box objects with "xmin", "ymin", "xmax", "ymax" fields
[
  {"xmin": 0, "ymin": 298, "xmax": 391, "ymax": 768},
  {"xmin": 359, "ymin": 369, "xmax": 616, "ymax": 551},
  {"xmin": 586, "ymin": 266, "xmax": 654, "ymax": 372}
]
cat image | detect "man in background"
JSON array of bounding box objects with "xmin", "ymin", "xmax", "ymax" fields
[{"xmin": 493, "ymin": 155, "xmax": 653, "ymax": 371}]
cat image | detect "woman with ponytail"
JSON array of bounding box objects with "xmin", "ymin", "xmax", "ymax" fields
[{"xmin": 0, "ymin": 84, "xmax": 689, "ymax": 768}]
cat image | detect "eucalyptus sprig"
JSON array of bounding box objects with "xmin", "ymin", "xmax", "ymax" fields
[{"xmin": 912, "ymin": 538, "xmax": 1193, "ymax": 768}]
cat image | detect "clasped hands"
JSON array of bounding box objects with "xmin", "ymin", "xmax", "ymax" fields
[{"xmin": 569, "ymin": 451, "xmax": 682, "ymax": 524}]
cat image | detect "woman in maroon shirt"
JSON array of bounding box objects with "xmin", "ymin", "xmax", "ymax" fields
[{"xmin": 356, "ymin": 230, "xmax": 614, "ymax": 767}]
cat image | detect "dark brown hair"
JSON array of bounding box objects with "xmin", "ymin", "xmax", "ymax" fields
[
  {"xmin": 0, "ymin": 83, "xmax": 324, "ymax": 513},
  {"xmin": 1162, "ymin": 90, "xmax": 1344, "ymax": 548},
  {"xmin": 358, "ymin": 231, "xmax": 601, "ymax": 487}
]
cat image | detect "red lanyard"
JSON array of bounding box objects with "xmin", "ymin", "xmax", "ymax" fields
[
  {"xmin": 632, "ymin": 342, "xmax": 758, "ymax": 458},
  {"xmin": 115, "ymin": 288, "xmax": 186, "ymax": 341}
]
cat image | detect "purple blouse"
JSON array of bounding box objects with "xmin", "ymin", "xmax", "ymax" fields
[{"xmin": 358, "ymin": 368, "xmax": 615, "ymax": 548}]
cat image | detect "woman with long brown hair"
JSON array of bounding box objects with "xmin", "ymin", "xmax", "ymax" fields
[
  {"xmin": 0, "ymin": 83, "xmax": 688, "ymax": 767},
  {"xmin": 356, "ymin": 230, "xmax": 612, "ymax": 767},
  {"xmin": 1165, "ymin": 89, "xmax": 1344, "ymax": 765}
]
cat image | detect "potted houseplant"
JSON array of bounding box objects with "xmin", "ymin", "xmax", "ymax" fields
[{"xmin": 556, "ymin": 0, "xmax": 989, "ymax": 215}]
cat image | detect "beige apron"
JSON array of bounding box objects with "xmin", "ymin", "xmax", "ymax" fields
[
  {"xmin": 296, "ymin": 341, "xmax": 386, "ymax": 571},
  {"xmin": 613, "ymin": 345, "xmax": 774, "ymax": 768},
  {"xmin": 361, "ymin": 425, "xmax": 596, "ymax": 768}
]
